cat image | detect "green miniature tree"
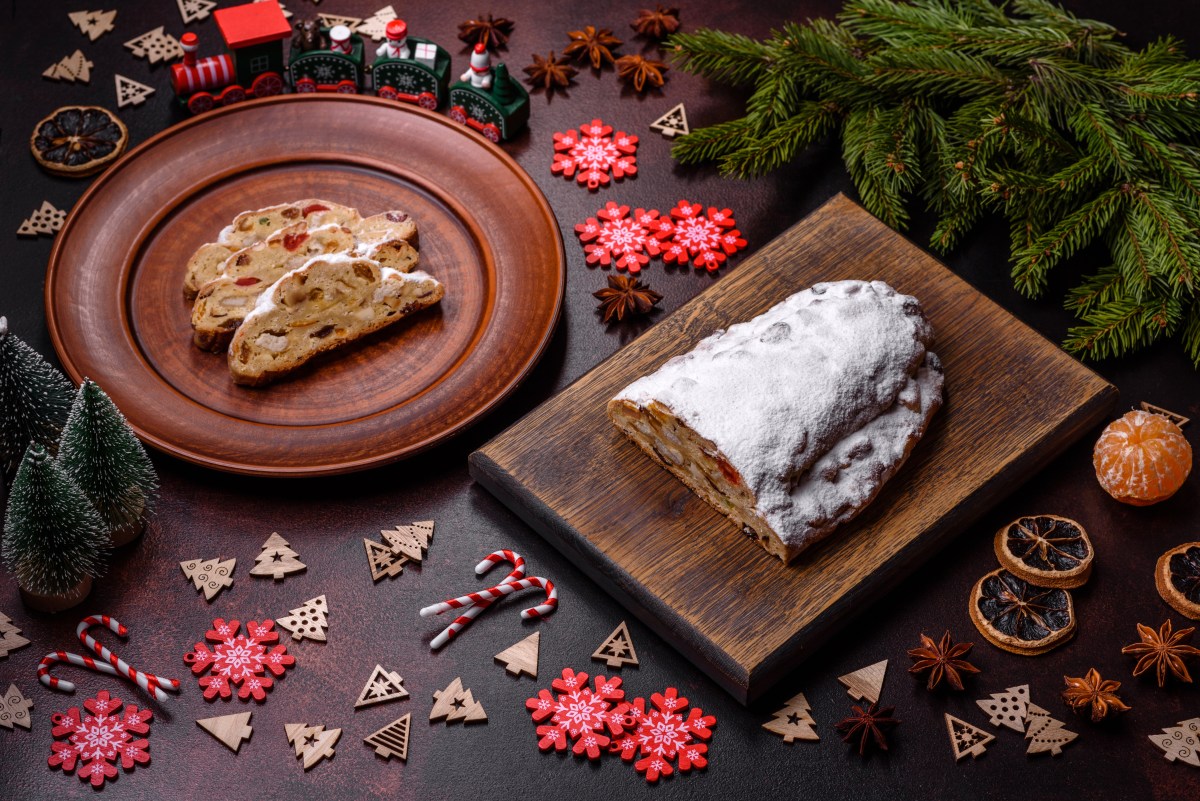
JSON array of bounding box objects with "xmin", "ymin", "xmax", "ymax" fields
[
  {"xmin": 0, "ymin": 317, "xmax": 75, "ymax": 480},
  {"xmin": 56, "ymin": 379, "xmax": 158, "ymax": 544},
  {"xmin": 2, "ymin": 443, "xmax": 109, "ymax": 597}
]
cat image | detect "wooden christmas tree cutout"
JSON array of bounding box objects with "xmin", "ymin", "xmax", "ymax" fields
[
  {"xmin": 838, "ymin": 659, "xmax": 888, "ymax": 704},
  {"xmin": 249, "ymin": 532, "xmax": 306, "ymax": 580},
  {"xmin": 364, "ymin": 713, "xmax": 411, "ymax": 761},
  {"xmin": 762, "ymin": 692, "xmax": 819, "ymax": 742},
  {"xmin": 355, "ymin": 665, "xmax": 409, "ymax": 708},
  {"xmin": 364, "ymin": 537, "xmax": 406, "ymax": 581},
  {"xmin": 69, "ymin": 10, "xmax": 117, "ymax": 41},
  {"xmin": 17, "ymin": 202, "xmax": 67, "ymax": 238},
  {"xmin": 197, "ymin": 711, "xmax": 253, "ymax": 752},
  {"xmin": 592, "ymin": 621, "xmax": 639, "ymax": 669},
  {"xmin": 946, "ymin": 713, "xmax": 995, "ymax": 761},
  {"xmin": 381, "ymin": 520, "xmax": 434, "ymax": 562},
  {"xmin": 318, "ymin": 13, "xmax": 363, "ymax": 30},
  {"xmin": 0, "ymin": 684, "xmax": 33, "ymax": 730},
  {"xmin": 286, "ymin": 722, "xmax": 341, "ymax": 770},
  {"xmin": 115, "ymin": 74, "xmax": 155, "ymax": 108},
  {"xmin": 1149, "ymin": 718, "xmax": 1200, "ymax": 766},
  {"xmin": 650, "ymin": 102, "xmax": 690, "ymax": 138},
  {"xmin": 430, "ymin": 677, "xmax": 487, "ymax": 725},
  {"xmin": 976, "ymin": 685, "xmax": 1030, "ymax": 732},
  {"xmin": 180, "ymin": 557, "xmax": 235, "ymax": 601},
  {"xmin": 0, "ymin": 614, "xmax": 31, "ymax": 659},
  {"xmin": 44, "ymin": 50, "xmax": 94, "ymax": 83},
  {"xmin": 494, "ymin": 631, "xmax": 540, "ymax": 679},
  {"xmin": 276, "ymin": 595, "xmax": 328, "ymax": 642},
  {"xmin": 177, "ymin": 0, "xmax": 216, "ymax": 24},
  {"xmin": 1140, "ymin": 401, "xmax": 1190, "ymax": 427},
  {"xmin": 1025, "ymin": 703, "xmax": 1078, "ymax": 756},
  {"xmin": 125, "ymin": 27, "xmax": 184, "ymax": 64},
  {"xmin": 357, "ymin": 6, "xmax": 398, "ymax": 41}
]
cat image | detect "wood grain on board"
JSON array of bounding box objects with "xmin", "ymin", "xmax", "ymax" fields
[{"xmin": 470, "ymin": 194, "xmax": 1117, "ymax": 703}]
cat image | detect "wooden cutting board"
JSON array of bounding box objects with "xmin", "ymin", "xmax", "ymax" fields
[{"xmin": 469, "ymin": 194, "xmax": 1117, "ymax": 704}]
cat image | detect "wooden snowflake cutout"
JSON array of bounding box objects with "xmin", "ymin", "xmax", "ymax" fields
[
  {"xmin": 48, "ymin": 690, "xmax": 152, "ymax": 788},
  {"xmin": 125, "ymin": 27, "xmax": 184, "ymax": 65},
  {"xmin": 184, "ymin": 618, "xmax": 295, "ymax": 702},
  {"xmin": 553, "ymin": 119, "xmax": 638, "ymax": 191},
  {"xmin": 609, "ymin": 687, "xmax": 715, "ymax": 782},
  {"xmin": 655, "ymin": 200, "xmax": 747, "ymax": 271},
  {"xmin": 575, "ymin": 202, "xmax": 664, "ymax": 273},
  {"xmin": 525, "ymin": 667, "xmax": 627, "ymax": 759}
]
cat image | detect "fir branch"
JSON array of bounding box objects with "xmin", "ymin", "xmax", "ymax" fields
[
  {"xmin": 661, "ymin": 29, "xmax": 772, "ymax": 86},
  {"xmin": 671, "ymin": 117, "xmax": 761, "ymax": 165},
  {"xmin": 1012, "ymin": 185, "xmax": 1125, "ymax": 296}
]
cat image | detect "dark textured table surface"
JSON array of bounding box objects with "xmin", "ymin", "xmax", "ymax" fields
[{"xmin": 1, "ymin": 2, "xmax": 1198, "ymax": 799}]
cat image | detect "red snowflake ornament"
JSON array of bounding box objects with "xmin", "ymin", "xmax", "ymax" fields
[
  {"xmin": 610, "ymin": 687, "xmax": 715, "ymax": 782},
  {"xmin": 552, "ymin": 119, "xmax": 638, "ymax": 190},
  {"xmin": 575, "ymin": 202, "xmax": 664, "ymax": 273},
  {"xmin": 184, "ymin": 618, "xmax": 295, "ymax": 702},
  {"xmin": 525, "ymin": 667, "xmax": 627, "ymax": 759},
  {"xmin": 656, "ymin": 200, "xmax": 746, "ymax": 271},
  {"xmin": 48, "ymin": 690, "xmax": 152, "ymax": 788}
]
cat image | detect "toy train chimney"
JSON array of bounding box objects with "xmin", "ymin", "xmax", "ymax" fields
[
  {"xmin": 329, "ymin": 25, "xmax": 352, "ymax": 55},
  {"xmin": 180, "ymin": 32, "xmax": 199, "ymax": 67}
]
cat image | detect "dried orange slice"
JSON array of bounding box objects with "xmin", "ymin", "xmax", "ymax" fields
[
  {"xmin": 1093, "ymin": 410, "xmax": 1192, "ymax": 506},
  {"xmin": 1157, "ymin": 542, "xmax": 1200, "ymax": 620},
  {"xmin": 969, "ymin": 569, "xmax": 1076, "ymax": 655},
  {"xmin": 994, "ymin": 515, "xmax": 1093, "ymax": 589}
]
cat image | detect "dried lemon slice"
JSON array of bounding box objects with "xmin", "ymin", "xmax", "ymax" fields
[
  {"xmin": 969, "ymin": 568, "xmax": 1076, "ymax": 656},
  {"xmin": 994, "ymin": 515, "xmax": 1093, "ymax": 589}
]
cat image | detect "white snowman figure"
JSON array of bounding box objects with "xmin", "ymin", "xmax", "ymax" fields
[
  {"xmin": 375, "ymin": 19, "xmax": 411, "ymax": 60},
  {"xmin": 459, "ymin": 42, "xmax": 492, "ymax": 90},
  {"xmin": 329, "ymin": 25, "xmax": 353, "ymax": 55}
]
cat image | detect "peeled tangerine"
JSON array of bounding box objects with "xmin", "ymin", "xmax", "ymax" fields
[{"xmin": 1093, "ymin": 410, "xmax": 1192, "ymax": 506}]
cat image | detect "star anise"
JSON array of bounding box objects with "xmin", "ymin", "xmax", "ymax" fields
[
  {"xmin": 593, "ymin": 275, "xmax": 663, "ymax": 323},
  {"xmin": 615, "ymin": 54, "xmax": 669, "ymax": 92},
  {"xmin": 523, "ymin": 51, "xmax": 577, "ymax": 94},
  {"xmin": 1061, "ymin": 668, "xmax": 1131, "ymax": 722},
  {"xmin": 457, "ymin": 13, "xmax": 514, "ymax": 51},
  {"xmin": 835, "ymin": 702, "xmax": 900, "ymax": 755},
  {"xmin": 564, "ymin": 26, "xmax": 622, "ymax": 69},
  {"xmin": 1121, "ymin": 619, "xmax": 1200, "ymax": 687},
  {"xmin": 907, "ymin": 630, "xmax": 981, "ymax": 691},
  {"xmin": 631, "ymin": 5, "xmax": 681, "ymax": 39}
]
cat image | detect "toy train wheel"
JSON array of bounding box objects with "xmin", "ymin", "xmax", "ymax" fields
[
  {"xmin": 377, "ymin": 86, "xmax": 398, "ymax": 100},
  {"xmin": 295, "ymin": 77, "xmax": 317, "ymax": 94},
  {"xmin": 335, "ymin": 80, "xmax": 357, "ymax": 94},
  {"xmin": 218, "ymin": 85, "xmax": 247, "ymax": 106},
  {"xmin": 187, "ymin": 92, "xmax": 215, "ymax": 114},
  {"xmin": 482, "ymin": 123, "xmax": 502, "ymax": 143},
  {"xmin": 449, "ymin": 105, "xmax": 468, "ymax": 125},
  {"xmin": 251, "ymin": 72, "xmax": 284, "ymax": 98},
  {"xmin": 417, "ymin": 92, "xmax": 437, "ymax": 110}
]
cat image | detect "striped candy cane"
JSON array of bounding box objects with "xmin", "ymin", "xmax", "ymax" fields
[
  {"xmin": 38, "ymin": 615, "xmax": 181, "ymax": 703},
  {"xmin": 420, "ymin": 575, "xmax": 558, "ymax": 620}
]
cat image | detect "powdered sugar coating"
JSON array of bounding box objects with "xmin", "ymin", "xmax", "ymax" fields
[{"xmin": 614, "ymin": 279, "xmax": 942, "ymax": 553}]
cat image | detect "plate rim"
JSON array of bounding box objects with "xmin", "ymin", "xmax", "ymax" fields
[{"xmin": 44, "ymin": 94, "xmax": 565, "ymax": 476}]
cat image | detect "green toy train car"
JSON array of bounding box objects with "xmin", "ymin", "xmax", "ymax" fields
[
  {"xmin": 289, "ymin": 25, "xmax": 365, "ymax": 94},
  {"xmin": 447, "ymin": 44, "xmax": 529, "ymax": 143}
]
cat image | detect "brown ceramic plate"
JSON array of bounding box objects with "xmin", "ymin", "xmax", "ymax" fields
[{"xmin": 45, "ymin": 95, "xmax": 564, "ymax": 476}]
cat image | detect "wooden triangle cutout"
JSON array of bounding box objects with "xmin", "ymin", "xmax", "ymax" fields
[
  {"xmin": 592, "ymin": 621, "xmax": 639, "ymax": 669},
  {"xmin": 494, "ymin": 631, "xmax": 539, "ymax": 678},
  {"xmin": 354, "ymin": 665, "xmax": 409, "ymax": 708},
  {"xmin": 364, "ymin": 712, "xmax": 410, "ymax": 760},
  {"xmin": 945, "ymin": 713, "xmax": 994, "ymax": 761},
  {"xmin": 649, "ymin": 102, "xmax": 689, "ymax": 138},
  {"xmin": 197, "ymin": 711, "xmax": 253, "ymax": 752},
  {"xmin": 838, "ymin": 659, "xmax": 887, "ymax": 704}
]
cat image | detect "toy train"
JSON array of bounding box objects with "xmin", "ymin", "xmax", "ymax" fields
[{"xmin": 170, "ymin": 1, "xmax": 527, "ymax": 142}]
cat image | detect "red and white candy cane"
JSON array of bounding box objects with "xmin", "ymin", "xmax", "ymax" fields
[
  {"xmin": 38, "ymin": 615, "xmax": 181, "ymax": 703},
  {"xmin": 421, "ymin": 550, "xmax": 557, "ymax": 649}
]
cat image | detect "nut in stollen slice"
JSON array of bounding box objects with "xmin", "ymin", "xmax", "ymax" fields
[{"xmin": 227, "ymin": 254, "xmax": 444, "ymax": 387}]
